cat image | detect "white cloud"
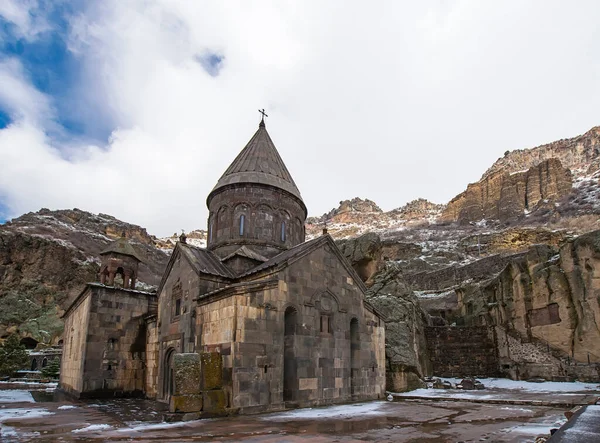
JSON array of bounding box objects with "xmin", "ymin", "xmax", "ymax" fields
[{"xmin": 1, "ymin": 0, "xmax": 600, "ymax": 236}]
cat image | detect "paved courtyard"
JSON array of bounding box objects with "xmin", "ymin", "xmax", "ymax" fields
[{"xmin": 1, "ymin": 380, "xmax": 599, "ymax": 442}]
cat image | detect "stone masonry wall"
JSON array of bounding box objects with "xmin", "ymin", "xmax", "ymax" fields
[
  {"xmin": 195, "ymin": 242, "xmax": 385, "ymax": 414},
  {"xmin": 425, "ymin": 326, "xmax": 500, "ymax": 377},
  {"xmin": 60, "ymin": 293, "xmax": 91, "ymax": 395},
  {"xmin": 207, "ymin": 184, "xmax": 306, "ymax": 260},
  {"xmin": 80, "ymin": 285, "xmax": 155, "ymax": 396},
  {"xmin": 145, "ymin": 317, "xmax": 159, "ymax": 399}
]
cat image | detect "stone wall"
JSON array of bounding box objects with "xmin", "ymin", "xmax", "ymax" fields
[
  {"xmin": 156, "ymin": 248, "xmax": 226, "ymax": 402},
  {"xmin": 207, "ymin": 184, "xmax": 306, "ymax": 260},
  {"xmin": 195, "ymin": 241, "xmax": 385, "ymax": 414},
  {"xmin": 425, "ymin": 326, "xmax": 500, "ymax": 377},
  {"xmin": 79, "ymin": 285, "xmax": 155, "ymax": 396},
  {"xmin": 145, "ymin": 316, "xmax": 159, "ymax": 398},
  {"xmin": 60, "ymin": 294, "xmax": 91, "ymax": 394}
]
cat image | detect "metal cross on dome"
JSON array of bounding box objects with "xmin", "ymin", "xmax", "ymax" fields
[{"xmin": 258, "ymin": 108, "xmax": 268, "ymax": 122}]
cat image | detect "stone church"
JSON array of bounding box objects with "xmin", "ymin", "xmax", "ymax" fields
[{"xmin": 60, "ymin": 116, "xmax": 386, "ymax": 415}]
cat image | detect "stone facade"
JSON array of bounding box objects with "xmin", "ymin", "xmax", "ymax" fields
[
  {"xmin": 60, "ymin": 284, "xmax": 156, "ymax": 397},
  {"xmin": 61, "ymin": 118, "xmax": 385, "ymax": 414},
  {"xmin": 425, "ymin": 326, "xmax": 500, "ymax": 378}
]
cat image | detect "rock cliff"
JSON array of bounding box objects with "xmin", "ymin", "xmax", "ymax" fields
[
  {"xmin": 442, "ymin": 158, "xmax": 573, "ymax": 223},
  {"xmin": 483, "ymin": 126, "xmax": 600, "ymax": 179}
]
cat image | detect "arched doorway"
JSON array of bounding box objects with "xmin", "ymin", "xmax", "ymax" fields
[
  {"xmin": 31, "ymin": 359, "xmax": 38, "ymax": 371},
  {"xmin": 350, "ymin": 318, "xmax": 359, "ymax": 397},
  {"xmin": 163, "ymin": 348, "xmax": 176, "ymax": 402},
  {"xmin": 283, "ymin": 306, "xmax": 297, "ymax": 403}
]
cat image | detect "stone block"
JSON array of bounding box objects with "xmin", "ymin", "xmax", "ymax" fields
[
  {"xmin": 169, "ymin": 394, "xmax": 203, "ymax": 413},
  {"xmin": 173, "ymin": 353, "xmax": 201, "ymax": 395},
  {"xmin": 203, "ymin": 389, "xmax": 227, "ymax": 413},
  {"xmin": 201, "ymin": 352, "xmax": 223, "ymax": 390},
  {"xmin": 299, "ymin": 378, "xmax": 317, "ymax": 390}
]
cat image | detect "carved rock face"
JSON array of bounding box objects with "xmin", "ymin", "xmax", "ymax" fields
[{"xmin": 441, "ymin": 158, "xmax": 573, "ymax": 223}]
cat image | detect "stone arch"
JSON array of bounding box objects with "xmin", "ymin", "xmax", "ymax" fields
[
  {"xmin": 31, "ymin": 359, "xmax": 38, "ymax": 371},
  {"xmin": 99, "ymin": 265, "xmax": 110, "ymax": 285},
  {"xmin": 42, "ymin": 357, "xmax": 48, "ymax": 368},
  {"xmin": 233, "ymin": 203, "xmax": 250, "ymax": 237},
  {"xmin": 308, "ymin": 289, "xmax": 341, "ymax": 313},
  {"xmin": 163, "ymin": 347, "xmax": 176, "ymax": 401},
  {"xmin": 294, "ymin": 217, "xmax": 303, "ymax": 243},
  {"xmin": 283, "ymin": 306, "xmax": 298, "ymax": 402},
  {"xmin": 216, "ymin": 205, "xmax": 230, "ymax": 239}
]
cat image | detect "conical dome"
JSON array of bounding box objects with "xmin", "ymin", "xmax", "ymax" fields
[
  {"xmin": 208, "ymin": 121, "xmax": 303, "ymax": 203},
  {"xmin": 205, "ymin": 119, "xmax": 307, "ymax": 265}
]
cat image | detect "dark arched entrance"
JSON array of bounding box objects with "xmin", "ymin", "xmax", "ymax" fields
[
  {"xmin": 283, "ymin": 306, "xmax": 298, "ymax": 403},
  {"xmin": 350, "ymin": 318, "xmax": 359, "ymax": 397},
  {"xmin": 31, "ymin": 359, "xmax": 38, "ymax": 371},
  {"xmin": 163, "ymin": 348, "xmax": 176, "ymax": 402}
]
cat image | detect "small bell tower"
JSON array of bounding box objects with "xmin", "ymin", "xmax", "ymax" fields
[{"xmin": 99, "ymin": 234, "xmax": 142, "ymax": 290}]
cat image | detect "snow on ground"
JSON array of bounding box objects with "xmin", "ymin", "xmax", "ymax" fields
[
  {"xmin": 264, "ymin": 402, "xmax": 387, "ymax": 420},
  {"xmin": 502, "ymin": 416, "xmax": 567, "ymax": 437},
  {"xmin": 0, "ymin": 381, "xmax": 57, "ymax": 387},
  {"xmin": 71, "ymin": 424, "xmax": 114, "ymax": 433},
  {"xmin": 0, "ymin": 408, "xmax": 54, "ymax": 422},
  {"xmin": 116, "ymin": 420, "xmax": 195, "ymax": 433},
  {"xmin": 57, "ymin": 405, "xmax": 78, "ymax": 410},
  {"xmin": 0, "ymin": 390, "xmax": 34, "ymax": 403},
  {"xmin": 395, "ymin": 389, "xmax": 499, "ymax": 400},
  {"xmin": 440, "ymin": 377, "xmax": 600, "ymax": 392}
]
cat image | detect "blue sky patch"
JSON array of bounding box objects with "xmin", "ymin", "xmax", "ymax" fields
[
  {"xmin": 196, "ymin": 52, "xmax": 224, "ymax": 77},
  {"xmin": 0, "ymin": 201, "xmax": 8, "ymax": 224},
  {"xmin": 0, "ymin": 109, "xmax": 10, "ymax": 129},
  {"xmin": 0, "ymin": 1, "xmax": 113, "ymax": 144}
]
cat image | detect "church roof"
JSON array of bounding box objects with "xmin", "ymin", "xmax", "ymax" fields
[
  {"xmin": 179, "ymin": 242, "xmax": 235, "ymax": 278},
  {"xmin": 221, "ymin": 246, "xmax": 269, "ymax": 263},
  {"xmin": 100, "ymin": 236, "xmax": 143, "ymax": 262},
  {"xmin": 209, "ymin": 121, "xmax": 304, "ymax": 202}
]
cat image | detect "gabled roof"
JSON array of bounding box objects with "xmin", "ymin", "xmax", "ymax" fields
[
  {"xmin": 100, "ymin": 236, "xmax": 144, "ymax": 262},
  {"xmin": 208, "ymin": 121, "xmax": 304, "ymax": 203},
  {"xmin": 238, "ymin": 235, "xmax": 368, "ymax": 292},
  {"xmin": 222, "ymin": 246, "xmax": 269, "ymax": 263},
  {"xmin": 179, "ymin": 243, "xmax": 235, "ymax": 278},
  {"xmin": 156, "ymin": 241, "xmax": 234, "ymax": 296}
]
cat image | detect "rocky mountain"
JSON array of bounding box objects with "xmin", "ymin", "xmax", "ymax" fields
[
  {"xmin": 441, "ymin": 158, "xmax": 573, "ymax": 224},
  {"xmin": 306, "ymin": 198, "xmax": 445, "ymax": 239},
  {"xmin": 483, "ymin": 125, "xmax": 600, "ymax": 180},
  {"xmin": 0, "ymin": 208, "xmax": 171, "ymax": 344}
]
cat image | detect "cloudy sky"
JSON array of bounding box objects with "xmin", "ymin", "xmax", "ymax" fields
[{"xmin": 1, "ymin": 1, "xmax": 599, "ymax": 236}]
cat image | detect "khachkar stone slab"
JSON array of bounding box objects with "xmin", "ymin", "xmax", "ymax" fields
[
  {"xmin": 201, "ymin": 352, "xmax": 223, "ymax": 390},
  {"xmin": 200, "ymin": 352, "xmax": 227, "ymax": 414},
  {"xmin": 170, "ymin": 353, "xmax": 202, "ymax": 413}
]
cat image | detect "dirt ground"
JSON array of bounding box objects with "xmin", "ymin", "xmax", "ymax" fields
[{"xmin": 0, "ymin": 387, "xmax": 577, "ymax": 443}]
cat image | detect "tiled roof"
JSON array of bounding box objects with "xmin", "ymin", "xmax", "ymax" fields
[
  {"xmin": 209, "ymin": 121, "xmax": 303, "ymax": 202},
  {"xmin": 100, "ymin": 237, "xmax": 144, "ymax": 262},
  {"xmin": 179, "ymin": 243, "xmax": 235, "ymax": 278},
  {"xmin": 239, "ymin": 236, "xmax": 325, "ymax": 277}
]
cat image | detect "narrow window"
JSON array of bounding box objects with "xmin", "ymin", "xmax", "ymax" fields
[
  {"xmin": 281, "ymin": 221, "xmax": 286, "ymax": 242},
  {"xmin": 175, "ymin": 298, "xmax": 181, "ymax": 317},
  {"xmin": 239, "ymin": 214, "xmax": 245, "ymax": 236},
  {"xmin": 320, "ymin": 315, "xmax": 332, "ymax": 334}
]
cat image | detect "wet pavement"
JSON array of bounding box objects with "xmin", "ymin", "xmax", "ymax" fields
[{"xmin": 0, "ymin": 386, "xmax": 595, "ymax": 442}]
